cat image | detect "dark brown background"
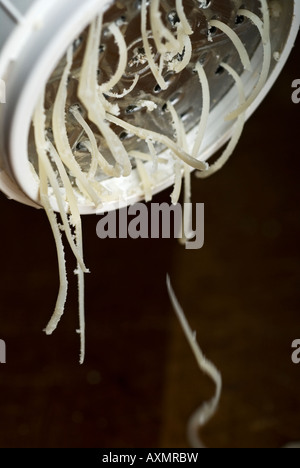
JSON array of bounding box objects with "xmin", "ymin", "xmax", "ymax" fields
[{"xmin": 0, "ymin": 35, "xmax": 299, "ymax": 449}]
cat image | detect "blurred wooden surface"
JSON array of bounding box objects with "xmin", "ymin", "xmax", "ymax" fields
[{"xmin": 0, "ymin": 36, "xmax": 299, "ymax": 449}]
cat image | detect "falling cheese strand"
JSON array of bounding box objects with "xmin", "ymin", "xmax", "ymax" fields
[
  {"xmin": 34, "ymin": 96, "xmax": 88, "ymax": 362},
  {"xmin": 48, "ymin": 137, "xmax": 90, "ymax": 362},
  {"xmin": 167, "ymin": 276, "xmax": 222, "ymax": 449},
  {"xmin": 76, "ymin": 226, "xmax": 86, "ymax": 365},
  {"xmin": 38, "ymin": 142, "xmax": 87, "ymax": 273},
  {"xmin": 50, "ymin": 139, "xmax": 87, "ymax": 363}
]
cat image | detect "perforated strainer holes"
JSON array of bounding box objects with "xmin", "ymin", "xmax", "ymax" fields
[
  {"xmin": 207, "ymin": 21, "xmax": 218, "ymax": 39},
  {"xmin": 169, "ymin": 90, "xmax": 184, "ymax": 106},
  {"xmin": 215, "ymin": 64, "xmax": 225, "ymax": 75},
  {"xmin": 73, "ymin": 36, "xmax": 84, "ymax": 52},
  {"xmin": 168, "ymin": 10, "xmax": 180, "ymax": 28},
  {"xmin": 199, "ymin": 52, "xmax": 209, "ymax": 65},
  {"xmin": 235, "ymin": 14, "xmax": 245, "ymax": 24},
  {"xmin": 181, "ymin": 107, "xmax": 194, "ymax": 123},
  {"xmin": 125, "ymin": 104, "xmax": 141, "ymax": 114},
  {"xmin": 119, "ymin": 131, "xmax": 130, "ymax": 141},
  {"xmin": 198, "ymin": 0, "xmax": 212, "ymax": 8}
]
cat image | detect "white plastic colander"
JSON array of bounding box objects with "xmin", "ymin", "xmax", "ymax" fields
[{"xmin": 0, "ymin": 0, "xmax": 299, "ymax": 215}]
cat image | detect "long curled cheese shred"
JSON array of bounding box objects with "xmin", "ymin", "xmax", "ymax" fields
[
  {"xmin": 226, "ymin": 2, "xmax": 271, "ymax": 120},
  {"xmin": 197, "ymin": 62, "xmax": 246, "ymax": 178},
  {"xmin": 167, "ymin": 276, "xmax": 222, "ymax": 448},
  {"xmin": 209, "ymin": 19, "xmax": 252, "ymax": 72},
  {"xmin": 79, "ymin": 16, "xmax": 132, "ymax": 177}
]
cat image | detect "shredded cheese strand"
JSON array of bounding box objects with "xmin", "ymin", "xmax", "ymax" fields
[
  {"xmin": 192, "ymin": 62, "xmax": 210, "ymax": 158},
  {"xmin": 158, "ymin": 53, "xmax": 164, "ymax": 77},
  {"xmin": 147, "ymin": 140, "xmax": 159, "ymax": 172},
  {"xmin": 178, "ymin": 112, "xmax": 191, "ymax": 228},
  {"xmin": 171, "ymin": 161, "xmax": 183, "ymax": 205},
  {"xmin": 141, "ymin": 0, "xmax": 167, "ymax": 90},
  {"xmin": 129, "ymin": 150, "xmax": 167, "ymax": 165},
  {"xmin": 176, "ymin": 0, "xmax": 193, "ymax": 35},
  {"xmin": 99, "ymin": 23, "xmax": 128, "ymax": 93},
  {"xmin": 39, "ymin": 143, "xmax": 87, "ymax": 273},
  {"xmin": 104, "ymin": 74, "xmax": 139, "ymax": 98},
  {"xmin": 150, "ymin": 0, "xmax": 180, "ymax": 54},
  {"xmin": 106, "ymin": 113, "xmax": 208, "ymax": 172},
  {"xmin": 35, "ymin": 99, "xmax": 88, "ymax": 361},
  {"xmin": 167, "ymin": 276, "xmax": 222, "ymax": 449},
  {"xmin": 79, "ymin": 17, "xmax": 132, "ymax": 177},
  {"xmin": 47, "ymin": 141, "xmax": 84, "ymax": 226},
  {"xmin": 47, "ymin": 141, "xmax": 90, "ymax": 288},
  {"xmin": 183, "ymin": 165, "xmax": 194, "ymax": 242},
  {"xmin": 52, "ymin": 47, "xmax": 101, "ymax": 206},
  {"xmin": 82, "ymin": 140, "xmax": 98, "ymax": 180},
  {"xmin": 79, "ymin": 16, "xmax": 119, "ymax": 117},
  {"xmin": 70, "ymin": 106, "xmax": 121, "ymax": 178},
  {"xmin": 136, "ymin": 159, "xmax": 153, "ymax": 202},
  {"xmin": 198, "ymin": 62, "xmax": 246, "ymax": 178},
  {"xmin": 48, "ymin": 140, "xmax": 91, "ymax": 368},
  {"xmin": 209, "ymin": 19, "xmax": 252, "ymax": 72},
  {"xmin": 225, "ymin": 6, "xmax": 271, "ymax": 121},
  {"xmin": 33, "ymin": 95, "xmax": 68, "ymax": 335},
  {"xmin": 75, "ymin": 227, "xmax": 86, "ymax": 365},
  {"xmin": 260, "ymin": 0, "xmax": 270, "ymax": 44},
  {"xmin": 169, "ymin": 24, "xmax": 192, "ymax": 74},
  {"xmin": 167, "ymin": 101, "xmax": 184, "ymax": 205}
]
